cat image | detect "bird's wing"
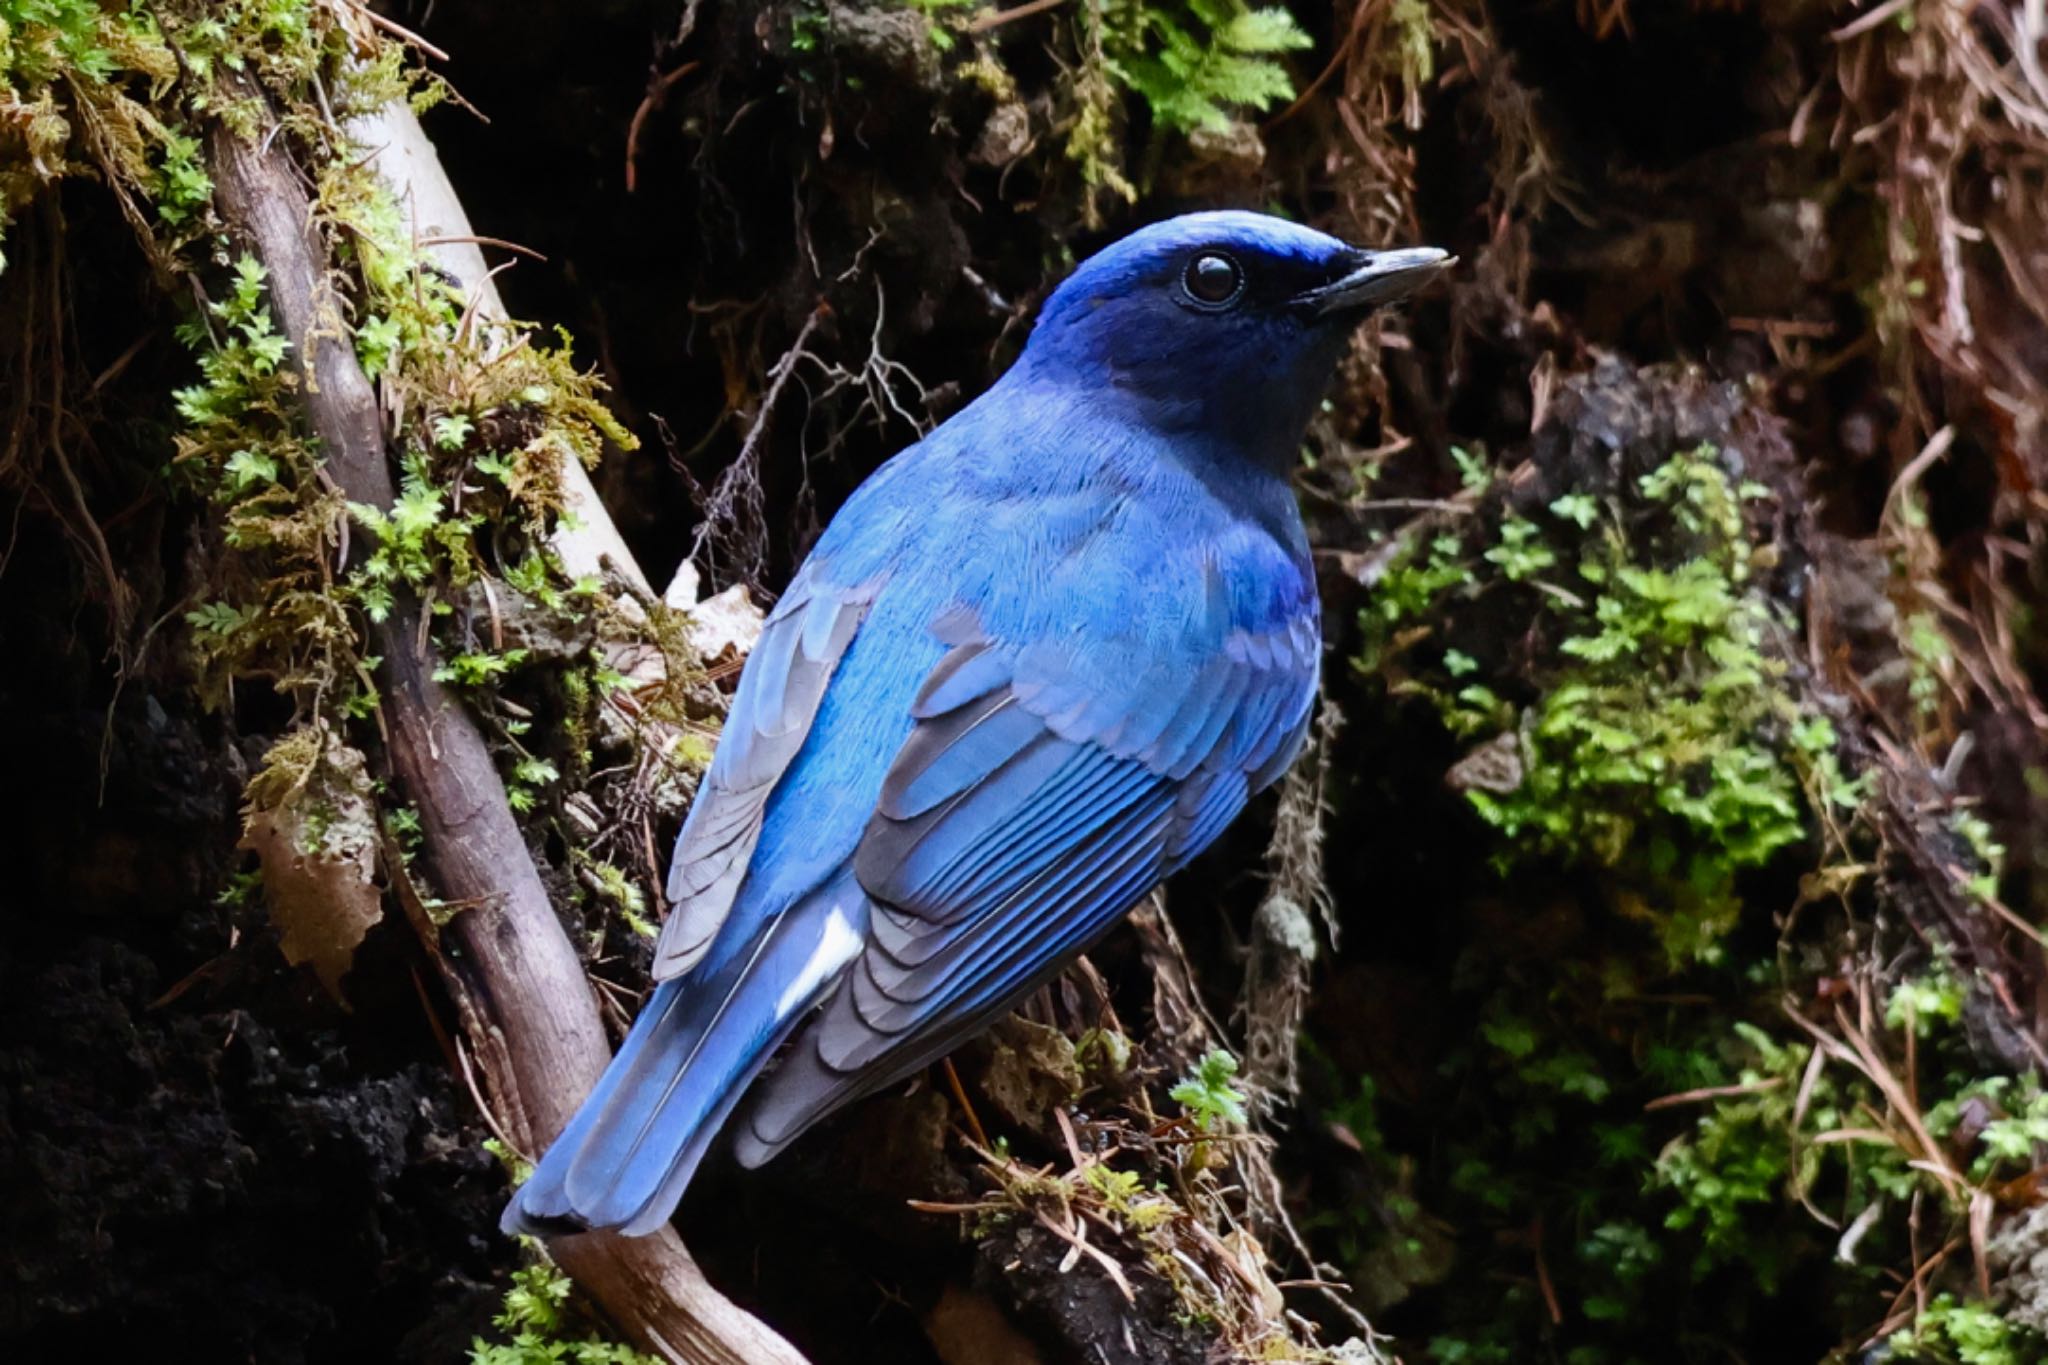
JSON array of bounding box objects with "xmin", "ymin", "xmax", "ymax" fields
[
  {"xmin": 651, "ymin": 571, "xmax": 873, "ymax": 980},
  {"xmin": 736, "ymin": 534, "xmax": 1318, "ymax": 1162}
]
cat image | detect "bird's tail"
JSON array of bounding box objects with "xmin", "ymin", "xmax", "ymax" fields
[{"xmin": 501, "ymin": 875, "xmax": 867, "ymax": 1237}]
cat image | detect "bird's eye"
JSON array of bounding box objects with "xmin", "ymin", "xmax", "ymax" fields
[{"xmin": 1182, "ymin": 251, "xmax": 1244, "ymax": 308}]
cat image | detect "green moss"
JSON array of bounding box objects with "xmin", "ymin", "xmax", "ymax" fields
[
  {"xmin": 152, "ymin": 11, "xmax": 640, "ymax": 833},
  {"xmin": 1325, "ymin": 433, "xmax": 2038, "ymax": 1358},
  {"xmin": 1358, "ymin": 531, "xmax": 1469, "ymax": 675},
  {"xmin": 1890, "ymin": 1295, "xmax": 2043, "ymax": 1365},
  {"xmin": 1650, "ymin": 1023, "xmax": 1813, "ymax": 1288},
  {"xmin": 1359, "ymin": 445, "xmax": 1828, "ymax": 964},
  {"xmin": 174, "ymin": 251, "xmax": 361, "ymax": 707},
  {"xmin": 1386, "ymin": 981, "xmax": 1898, "ymax": 1359},
  {"xmin": 1647, "ymin": 974, "xmax": 2048, "ymax": 1340},
  {"xmin": 574, "ymin": 853, "xmax": 655, "ymax": 940},
  {"xmin": 0, "ymin": 1, "xmax": 185, "ymax": 266},
  {"xmin": 1886, "ymin": 955, "xmax": 1965, "ymax": 1036},
  {"xmin": 1951, "ymin": 807, "xmax": 2009, "ymax": 906},
  {"xmin": 9, "ymin": 0, "xmax": 676, "ymax": 968},
  {"xmin": 469, "ymin": 1253, "xmax": 662, "ymax": 1365}
]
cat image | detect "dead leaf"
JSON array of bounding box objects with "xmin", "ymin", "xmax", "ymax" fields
[
  {"xmin": 662, "ymin": 563, "xmax": 766, "ymax": 666},
  {"xmin": 979, "ymin": 1015, "xmax": 1081, "ymax": 1134},
  {"xmin": 240, "ymin": 729, "xmax": 383, "ymax": 1002},
  {"xmin": 1446, "ymin": 730, "xmax": 1525, "ymax": 795}
]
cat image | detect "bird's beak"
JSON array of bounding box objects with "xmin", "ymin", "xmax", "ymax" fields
[{"xmin": 1294, "ymin": 246, "xmax": 1455, "ymax": 318}]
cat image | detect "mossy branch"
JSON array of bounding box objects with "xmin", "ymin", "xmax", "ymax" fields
[
  {"xmin": 347, "ymin": 99, "xmax": 654, "ymax": 604},
  {"xmin": 203, "ymin": 76, "xmax": 805, "ymax": 1365}
]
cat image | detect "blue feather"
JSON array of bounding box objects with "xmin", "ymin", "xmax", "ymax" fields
[{"xmin": 502, "ymin": 873, "xmax": 869, "ymax": 1237}]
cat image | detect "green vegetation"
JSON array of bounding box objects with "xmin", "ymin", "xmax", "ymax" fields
[
  {"xmin": 1892, "ymin": 1295, "xmax": 2039, "ymax": 1365},
  {"xmin": 469, "ymin": 1254, "xmax": 663, "ymax": 1365},
  {"xmin": 12, "ymin": 1, "xmax": 2041, "ymax": 1360},
  {"xmin": 1, "ymin": 27, "xmax": 722, "ymax": 1359},
  {"xmin": 956, "ymin": 0, "xmax": 1315, "ymax": 218},
  {"xmin": 59, "ymin": 0, "xmax": 688, "ymax": 976},
  {"xmin": 902, "ymin": 0, "xmax": 979, "ymax": 52},
  {"xmin": 1, "ymin": 0, "xmax": 178, "ymax": 265},
  {"xmin": 1336, "ymin": 419, "xmax": 2040, "ymax": 1360},
  {"xmin": 1100, "ymin": 0, "xmax": 1312, "ymax": 133},
  {"xmin": 1171, "ymin": 1047, "xmax": 1251, "ymax": 1131},
  {"xmin": 1, "ymin": 0, "xmax": 637, "ymax": 758},
  {"xmin": 1362, "ymin": 444, "xmax": 1832, "ymax": 964},
  {"xmin": 942, "ymin": 1036, "xmax": 1375, "ymax": 1362}
]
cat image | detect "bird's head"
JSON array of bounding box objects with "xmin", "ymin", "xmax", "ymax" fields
[{"xmin": 1019, "ymin": 210, "xmax": 1450, "ymax": 469}]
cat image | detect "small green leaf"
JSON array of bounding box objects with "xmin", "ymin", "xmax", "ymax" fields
[
  {"xmin": 1171, "ymin": 1048, "xmax": 1248, "ymax": 1131},
  {"xmin": 433, "ymin": 413, "xmax": 475, "ymax": 450},
  {"xmin": 223, "ymin": 448, "xmax": 280, "ymax": 491}
]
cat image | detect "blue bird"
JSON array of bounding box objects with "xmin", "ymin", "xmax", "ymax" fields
[{"xmin": 503, "ymin": 211, "xmax": 1449, "ymax": 1237}]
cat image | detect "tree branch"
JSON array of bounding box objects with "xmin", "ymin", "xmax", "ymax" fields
[
  {"xmin": 206, "ymin": 89, "xmax": 805, "ymax": 1365},
  {"xmin": 349, "ymin": 101, "xmax": 654, "ymax": 602}
]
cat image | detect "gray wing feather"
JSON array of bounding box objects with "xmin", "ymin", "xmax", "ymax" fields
[{"xmin": 651, "ymin": 584, "xmax": 869, "ymax": 980}]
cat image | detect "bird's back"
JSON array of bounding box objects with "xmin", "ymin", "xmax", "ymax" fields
[
  {"xmin": 503, "ymin": 347, "xmax": 1321, "ymax": 1238},
  {"xmin": 701, "ymin": 373, "xmax": 1315, "ymax": 954}
]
